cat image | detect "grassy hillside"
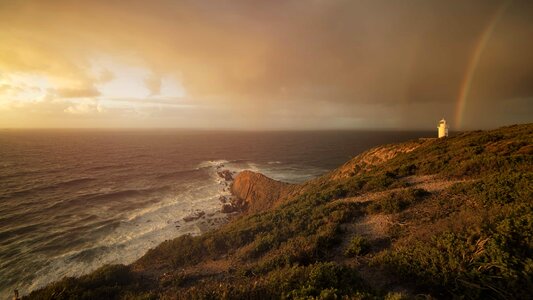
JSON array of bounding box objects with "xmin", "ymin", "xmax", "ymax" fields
[{"xmin": 27, "ymin": 124, "xmax": 532, "ymax": 299}]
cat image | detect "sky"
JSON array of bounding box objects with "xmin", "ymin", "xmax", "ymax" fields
[{"xmin": 0, "ymin": 0, "xmax": 532, "ymax": 130}]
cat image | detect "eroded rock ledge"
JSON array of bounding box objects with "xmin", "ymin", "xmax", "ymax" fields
[{"xmin": 329, "ymin": 140, "xmax": 426, "ymax": 180}]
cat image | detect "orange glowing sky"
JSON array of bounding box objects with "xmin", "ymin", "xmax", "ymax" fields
[{"xmin": 1, "ymin": 0, "xmax": 532, "ymax": 129}]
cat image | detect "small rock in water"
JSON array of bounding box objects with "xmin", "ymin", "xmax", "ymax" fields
[
  {"xmin": 183, "ymin": 211, "xmax": 206, "ymax": 222},
  {"xmin": 221, "ymin": 203, "xmax": 237, "ymax": 213},
  {"xmin": 217, "ymin": 170, "xmax": 234, "ymax": 181}
]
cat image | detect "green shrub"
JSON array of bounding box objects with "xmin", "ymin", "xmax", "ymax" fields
[
  {"xmin": 471, "ymin": 172, "xmax": 532, "ymax": 205},
  {"xmin": 27, "ymin": 264, "xmax": 140, "ymax": 300},
  {"xmin": 378, "ymin": 202, "xmax": 533, "ymax": 299},
  {"xmin": 364, "ymin": 172, "xmax": 396, "ymax": 191},
  {"xmin": 283, "ymin": 262, "xmax": 366, "ymax": 298},
  {"xmin": 344, "ymin": 236, "xmax": 370, "ymax": 257},
  {"xmin": 396, "ymin": 163, "xmax": 417, "ymax": 177},
  {"xmin": 384, "ymin": 292, "xmax": 410, "ymax": 300},
  {"xmin": 368, "ymin": 188, "xmax": 430, "ymax": 214}
]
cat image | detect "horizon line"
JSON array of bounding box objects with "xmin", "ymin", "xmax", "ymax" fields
[{"xmin": 0, "ymin": 125, "xmax": 519, "ymax": 132}]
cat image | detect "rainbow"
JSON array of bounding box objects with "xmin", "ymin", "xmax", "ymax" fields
[{"xmin": 454, "ymin": 1, "xmax": 512, "ymax": 129}]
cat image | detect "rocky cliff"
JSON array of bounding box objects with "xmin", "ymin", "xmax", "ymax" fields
[
  {"xmin": 230, "ymin": 170, "xmax": 299, "ymax": 213},
  {"xmin": 230, "ymin": 140, "xmax": 428, "ymax": 212}
]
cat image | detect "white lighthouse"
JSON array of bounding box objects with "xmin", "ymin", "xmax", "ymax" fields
[{"xmin": 438, "ymin": 118, "xmax": 449, "ymax": 138}]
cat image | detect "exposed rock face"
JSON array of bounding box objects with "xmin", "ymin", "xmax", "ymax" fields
[
  {"xmin": 230, "ymin": 170, "xmax": 299, "ymax": 213},
  {"xmin": 329, "ymin": 140, "xmax": 426, "ymax": 180}
]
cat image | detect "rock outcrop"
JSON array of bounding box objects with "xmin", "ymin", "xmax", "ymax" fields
[
  {"xmin": 230, "ymin": 170, "xmax": 299, "ymax": 213},
  {"xmin": 229, "ymin": 141, "xmax": 430, "ymax": 214},
  {"xmin": 329, "ymin": 140, "xmax": 426, "ymax": 180}
]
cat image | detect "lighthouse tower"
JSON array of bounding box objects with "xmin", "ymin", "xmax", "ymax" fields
[{"xmin": 438, "ymin": 118, "xmax": 449, "ymax": 138}]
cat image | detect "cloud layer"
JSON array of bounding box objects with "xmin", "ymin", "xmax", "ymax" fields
[{"xmin": 0, "ymin": 0, "xmax": 532, "ymax": 129}]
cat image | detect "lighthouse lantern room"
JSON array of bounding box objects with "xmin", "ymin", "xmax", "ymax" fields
[{"xmin": 438, "ymin": 118, "xmax": 449, "ymax": 138}]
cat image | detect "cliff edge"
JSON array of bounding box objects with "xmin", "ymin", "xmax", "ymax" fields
[
  {"xmin": 328, "ymin": 140, "xmax": 426, "ymax": 180},
  {"xmin": 230, "ymin": 140, "xmax": 429, "ymax": 212}
]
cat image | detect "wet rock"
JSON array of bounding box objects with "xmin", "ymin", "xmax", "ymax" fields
[
  {"xmin": 183, "ymin": 211, "xmax": 206, "ymax": 222},
  {"xmin": 217, "ymin": 170, "xmax": 234, "ymax": 181},
  {"xmin": 221, "ymin": 203, "xmax": 237, "ymax": 213},
  {"xmin": 219, "ymin": 196, "xmax": 228, "ymax": 203}
]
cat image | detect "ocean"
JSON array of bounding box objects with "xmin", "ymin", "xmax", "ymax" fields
[{"xmin": 0, "ymin": 129, "xmax": 431, "ymax": 297}]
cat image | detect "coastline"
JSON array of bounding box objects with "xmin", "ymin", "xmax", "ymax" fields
[{"xmin": 21, "ymin": 124, "xmax": 533, "ymax": 299}]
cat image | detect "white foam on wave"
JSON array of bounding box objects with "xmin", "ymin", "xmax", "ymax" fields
[
  {"xmin": 26, "ymin": 162, "xmax": 234, "ymax": 295},
  {"xmin": 23, "ymin": 159, "xmax": 324, "ymax": 296},
  {"xmin": 196, "ymin": 159, "xmax": 229, "ymax": 169},
  {"xmin": 242, "ymin": 162, "xmax": 326, "ymax": 184},
  {"xmin": 203, "ymin": 159, "xmax": 325, "ymax": 184}
]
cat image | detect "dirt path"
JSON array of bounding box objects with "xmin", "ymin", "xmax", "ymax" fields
[
  {"xmin": 332, "ymin": 175, "xmax": 469, "ymax": 295},
  {"xmin": 337, "ymin": 175, "xmax": 470, "ymax": 242},
  {"xmin": 355, "ymin": 214, "xmax": 392, "ymax": 239},
  {"xmin": 406, "ymin": 175, "xmax": 469, "ymax": 192},
  {"xmin": 340, "ymin": 175, "xmax": 467, "ymax": 205}
]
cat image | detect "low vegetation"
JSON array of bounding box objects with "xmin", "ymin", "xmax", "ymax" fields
[
  {"xmin": 367, "ymin": 188, "xmax": 430, "ymax": 214},
  {"xmin": 27, "ymin": 124, "xmax": 533, "ymax": 299},
  {"xmin": 344, "ymin": 235, "xmax": 370, "ymax": 257}
]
